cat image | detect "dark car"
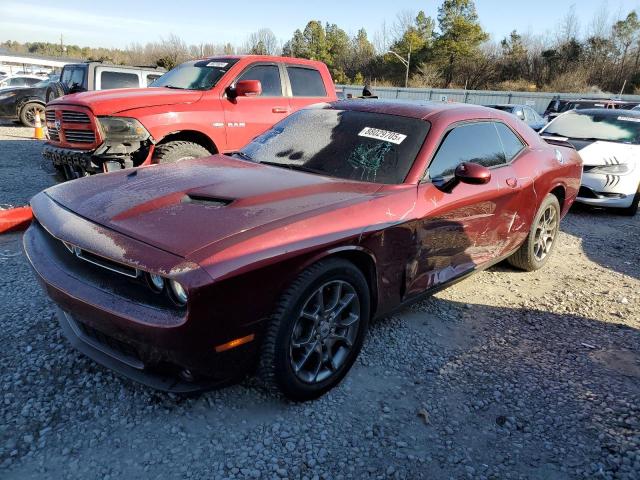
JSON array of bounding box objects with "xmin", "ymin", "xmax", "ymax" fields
[
  {"xmin": 485, "ymin": 104, "xmax": 546, "ymax": 131},
  {"xmin": 24, "ymin": 100, "xmax": 582, "ymax": 400},
  {"xmin": 543, "ymin": 98, "xmax": 571, "ymax": 119},
  {"xmin": 0, "ymin": 76, "xmax": 59, "ymax": 127}
]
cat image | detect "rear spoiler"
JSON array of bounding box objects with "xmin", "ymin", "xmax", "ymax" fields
[{"xmin": 541, "ymin": 136, "xmax": 576, "ymax": 149}]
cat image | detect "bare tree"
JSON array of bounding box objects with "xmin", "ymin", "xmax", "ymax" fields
[{"xmin": 244, "ymin": 28, "xmax": 280, "ymax": 55}]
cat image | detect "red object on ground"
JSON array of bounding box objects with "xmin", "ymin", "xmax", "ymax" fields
[{"xmin": 0, "ymin": 206, "xmax": 33, "ymax": 233}]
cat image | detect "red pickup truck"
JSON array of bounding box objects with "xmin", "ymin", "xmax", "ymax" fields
[{"xmin": 43, "ymin": 56, "xmax": 336, "ymax": 179}]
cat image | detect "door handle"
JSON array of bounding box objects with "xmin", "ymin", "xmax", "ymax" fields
[
  {"xmin": 272, "ymin": 107, "xmax": 290, "ymax": 114},
  {"xmin": 506, "ymin": 177, "xmax": 518, "ymax": 188}
]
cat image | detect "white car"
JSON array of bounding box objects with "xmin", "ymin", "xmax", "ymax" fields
[
  {"xmin": 0, "ymin": 74, "xmax": 44, "ymax": 90},
  {"xmin": 540, "ymin": 109, "xmax": 640, "ymax": 215}
]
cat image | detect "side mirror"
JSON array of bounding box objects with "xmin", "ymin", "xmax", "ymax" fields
[
  {"xmin": 227, "ymin": 80, "xmax": 262, "ymax": 99},
  {"xmin": 455, "ymin": 162, "xmax": 491, "ymax": 185},
  {"xmin": 515, "ymin": 110, "xmax": 525, "ymax": 120}
]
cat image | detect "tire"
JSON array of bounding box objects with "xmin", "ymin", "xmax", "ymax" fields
[
  {"xmin": 508, "ymin": 193, "xmax": 561, "ymax": 272},
  {"xmin": 258, "ymin": 258, "xmax": 371, "ymax": 401},
  {"xmin": 616, "ymin": 184, "xmax": 640, "ymax": 216},
  {"xmin": 152, "ymin": 141, "xmax": 211, "ymax": 164},
  {"xmin": 45, "ymin": 82, "xmax": 68, "ymax": 103},
  {"xmin": 19, "ymin": 102, "xmax": 45, "ymax": 127}
]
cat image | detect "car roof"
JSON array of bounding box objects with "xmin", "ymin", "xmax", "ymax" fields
[
  {"xmin": 326, "ymin": 99, "xmax": 497, "ymax": 121},
  {"xmin": 566, "ymin": 108, "xmax": 640, "ymax": 117},
  {"xmin": 199, "ymin": 55, "xmax": 328, "ymax": 67}
]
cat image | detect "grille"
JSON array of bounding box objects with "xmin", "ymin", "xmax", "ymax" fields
[
  {"xmin": 61, "ymin": 111, "xmax": 91, "ymax": 123},
  {"xmin": 75, "ymin": 319, "xmax": 143, "ymax": 366},
  {"xmin": 45, "ymin": 110, "xmax": 56, "ymax": 123},
  {"xmin": 48, "ymin": 127, "xmax": 60, "ymax": 141},
  {"xmin": 64, "ymin": 129, "xmax": 96, "ymax": 144}
]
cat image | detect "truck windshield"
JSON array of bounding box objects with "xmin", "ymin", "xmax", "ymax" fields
[
  {"xmin": 544, "ymin": 111, "xmax": 640, "ymax": 144},
  {"xmin": 240, "ymin": 107, "xmax": 430, "ymax": 184},
  {"xmin": 151, "ymin": 59, "xmax": 238, "ymax": 90}
]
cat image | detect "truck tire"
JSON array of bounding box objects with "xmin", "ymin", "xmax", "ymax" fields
[
  {"xmin": 45, "ymin": 82, "xmax": 69, "ymax": 103},
  {"xmin": 19, "ymin": 102, "xmax": 45, "ymax": 127},
  {"xmin": 153, "ymin": 141, "xmax": 211, "ymax": 164}
]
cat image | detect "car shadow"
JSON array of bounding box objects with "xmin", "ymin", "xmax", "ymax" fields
[{"xmin": 561, "ymin": 205, "xmax": 640, "ymax": 280}]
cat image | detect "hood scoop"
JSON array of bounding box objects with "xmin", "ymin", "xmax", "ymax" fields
[{"xmin": 181, "ymin": 193, "xmax": 233, "ymax": 208}]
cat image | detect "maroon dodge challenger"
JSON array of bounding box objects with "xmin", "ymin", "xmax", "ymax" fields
[{"xmin": 24, "ymin": 100, "xmax": 582, "ymax": 400}]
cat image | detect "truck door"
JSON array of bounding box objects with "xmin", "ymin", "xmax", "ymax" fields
[{"xmin": 223, "ymin": 63, "xmax": 290, "ymax": 152}]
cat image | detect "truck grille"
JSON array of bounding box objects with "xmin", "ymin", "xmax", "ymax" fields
[
  {"xmin": 45, "ymin": 107, "xmax": 99, "ymax": 147},
  {"xmin": 61, "ymin": 111, "xmax": 91, "ymax": 123},
  {"xmin": 64, "ymin": 129, "xmax": 96, "ymax": 144}
]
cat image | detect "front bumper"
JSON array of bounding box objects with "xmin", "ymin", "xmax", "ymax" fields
[
  {"xmin": 23, "ymin": 199, "xmax": 258, "ymax": 392},
  {"xmin": 43, "ymin": 144, "xmax": 100, "ymax": 176},
  {"xmin": 576, "ymin": 171, "xmax": 639, "ymax": 208}
]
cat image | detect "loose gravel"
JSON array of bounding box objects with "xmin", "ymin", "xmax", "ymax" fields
[{"xmin": 0, "ymin": 122, "xmax": 638, "ymax": 479}]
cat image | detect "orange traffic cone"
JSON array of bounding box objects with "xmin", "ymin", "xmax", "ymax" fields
[{"xmin": 34, "ymin": 112, "xmax": 44, "ymax": 140}]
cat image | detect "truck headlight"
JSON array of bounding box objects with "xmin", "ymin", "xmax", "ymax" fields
[
  {"xmin": 589, "ymin": 163, "xmax": 633, "ymax": 175},
  {"xmin": 98, "ymin": 117, "xmax": 150, "ymax": 142}
]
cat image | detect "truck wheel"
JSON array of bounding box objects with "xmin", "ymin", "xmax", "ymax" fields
[
  {"xmin": 258, "ymin": 258, "xmax": 370, "ymax": 401},
  {"xmin": 153, "ymin": 141, "xmax": 211, "ymax": 164},
  {"xmin": 45, "ymin": 82, "xmax": 68, "ymax": 103},
  {"xmin": 507, "ymin": 193, "xmax": 561, "ymax": 272},
  {"xmin": 19, "ymin": 102, "xmax": 45, "ymax": 127}
]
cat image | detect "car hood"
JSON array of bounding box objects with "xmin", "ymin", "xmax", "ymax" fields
[
  {"xmin": 43, "ymin": 155, "xmax": 383, "ymax": 258},
  {"xmin": 563, "ymin": 139, "xmax": 640, "ymax": 166},
  {"xmin": 49, "ymin": 87, "xmax": 203, "ymax": 115}
]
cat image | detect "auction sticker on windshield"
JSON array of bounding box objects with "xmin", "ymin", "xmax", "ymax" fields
[{"xmin": 358, "ymin": 127, "xmax": 407, "ymax": 144}]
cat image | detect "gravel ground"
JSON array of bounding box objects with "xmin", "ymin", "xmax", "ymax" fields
[{"xmin": 0, "ymin": 122, "xmax": 638, "ymax": 479}]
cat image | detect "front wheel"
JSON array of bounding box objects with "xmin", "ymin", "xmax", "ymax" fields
[
  {"xmin": 152, "ymin": 141, "xmax": 211, "ymax": 164},
  {"xmin": 19, "ymin": 102, "xmax": 45, "ymax": 127},
  {"xmin": 258, "ymin": 259, "xmax": 370, "ymax": 401},
  {"xmin": 508, "ymin": 193, "xmax": 561, "ymax": 271}
]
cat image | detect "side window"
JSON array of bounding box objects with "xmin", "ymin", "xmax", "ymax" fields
[
  {"xmin": 8, "ymin": 78, "xmax": 26, "ymax": 86},
  {"xmin": 286, "ymin": 66, "xmax": 327, "ymax": 97},
  {"xmin": 523, "ymin": 107, "xmax": 535, "ymax": 122},
  {"xmin": 100, "ymin": 71, "xmax": 140, "ymax": 89},
  {"xmin": 494, "ymin": 123, "xmax": 525, "ymax": 160},
  {"xmin": 237, "ymin": 65, "xmax": 282, "ymax": 97},
  {"xmin": 146, "ymin": 74, "xmax": 162, "ymax": 86},
  {"xmin": 428, "ymin": 122, "xmax": 507, "ymax": 179},
  {"xmin": 61, "ymin": 68, "xmax": 85, "ymax": 88},
  {"xmin": 24, "ymin": 78, "xmax": 41, "ymax": 87}
]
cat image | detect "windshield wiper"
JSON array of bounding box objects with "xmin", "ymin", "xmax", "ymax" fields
[
  {"xmin": 162, "ymin": 85, "xmax": 185, "ymax": 89},
  {"xmin": 231, "ymin": 151, "xmax": 255, "ymax": 162}
]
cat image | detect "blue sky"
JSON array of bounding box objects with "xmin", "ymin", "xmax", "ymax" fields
[{"xmin": 1, "ymin": 0, "xmax": 639, "ymax": 49}]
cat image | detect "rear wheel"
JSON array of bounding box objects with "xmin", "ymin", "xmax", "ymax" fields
[
  {"xmin": 19, "ymin": 102, "xmax": 45, "ymax": 127},
  {"xmin": 508, "ymin": 194, "xmax": 561, "ymax": 271},
  {"xmin": 152, "ymin": 141, "xmax": 211, "ymax": 164},
  {"xmin": 258, "ymin": 259, "xmax": 370, "ymax": 401}
]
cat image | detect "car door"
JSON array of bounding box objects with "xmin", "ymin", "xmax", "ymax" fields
[
  {"xmin": 405, "ymin": 121, "xmax": 526, "ymax": 296},
  {"xmin": 223, "ymin": 63, "xmax": 289, "ymax": 152}
]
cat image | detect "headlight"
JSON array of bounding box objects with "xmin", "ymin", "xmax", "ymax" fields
[
  {"xmin": 589, "ymin": 163, "xmax": 633, "ymax": 175},
  {"xmin": 98, "ymin": 117, "xmax": 150, "ymax": 142},
  {"xmin": 147, "ymin": 273, "xmax": 165, "ymax": 292},
  {"xmin": 169, "ymin": 280, "xmax": 188, "ymax": 305},
  {"xmin": 0, "ymin": 92, "xmax": 16, "ymax": 101}
]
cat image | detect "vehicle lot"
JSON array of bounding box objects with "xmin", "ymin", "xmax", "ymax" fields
[{"xmin": 0, "ymin": 121, "xmax": 638, "ymax": 479}]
